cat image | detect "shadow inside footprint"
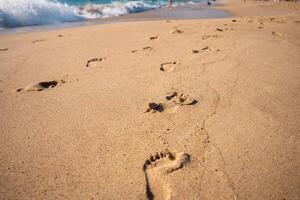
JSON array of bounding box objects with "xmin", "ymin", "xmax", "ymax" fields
[
  {"xmin": 39, "ymin": 81, "xmax": 58, "ymax": 88},
  {"xmin": 149, "ymin": 36, "xmax": 159, "ymax": 40},
  {"xmin": 144, "ymin": 103, "xmax": 164, "ymax": 113},
  {"xmin": 86, "ymin": 58, "xmax": 105, "ymax": 67}
]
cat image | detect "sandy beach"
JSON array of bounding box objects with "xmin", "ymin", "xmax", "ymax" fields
[{"xmin": 0, "ymin": 0, "xmax": 300, "ymax": 199}]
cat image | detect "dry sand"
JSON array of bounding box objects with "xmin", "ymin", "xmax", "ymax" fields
[{"xmin": 0, "ymin": 1, "xmax": 300, "ymax": 199}]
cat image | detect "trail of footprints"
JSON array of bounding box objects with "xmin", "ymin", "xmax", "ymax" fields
[
  {"xmin": 143, "ymin": 88, "xmax": 198, "ymax": 198},
  {"xmin": 11, "ymin": 24, "xmax": 233, "ymax": 199},
  {"xmin": 15, "ymin": 57, "xmax": 104, "ymax": 92},
  {"xmin": 142, "ymin": 25, "xmax": 228, "ymax": 199},
  {"xmin": 14, "ymin": 16, "xmax": 282, "ymax": 93},
  {"xmin": 9, "ymin": 16, "xmax": 291, "ymax": 198}
]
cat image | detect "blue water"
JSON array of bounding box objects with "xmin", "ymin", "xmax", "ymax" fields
[{"xmin": 0, "ymin": 0, "xmax": 203, "ymax": 29}]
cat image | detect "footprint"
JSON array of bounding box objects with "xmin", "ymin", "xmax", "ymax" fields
[
  {"xmin": 145, "ymin": 89, "xmax": 197, "ymax": 113},
  {"xmin": 201, "ymin": 46, "xmax": 212, "ymax": 51},
  {"xmin": 192, "ymin": 47, "xmax": 213, "ymax": 54},
  {"xmin": 86, "ymin": 57, "xmax": 105, "ymax": 67},
  {"xmin": 171, "ymin": 29, "xmax": 183, "ymax": 34},
  {"xmin": 268, "ymin": 17, "xmax": 275, "ymax": 21},
  {"xmin": 149, "ymin": 36, "xmax": 159, "ymax": 40},
  {"xmin": 143, "ymin": 149, "xmax": 190, "ymax": 200},
  {"xmin": 202, "ymin": 34, "xmax": 218, "ymax": 40},
  {"xmin": 144, "ymin": 102, "xmax": 179, "ymax": 114},
  {"xmin": 272, "ymin": 31, "xmax": 283, "ymax": 36},
  {"xmin": 16, "ymin": 80, "xmax": 63, "ymax": 92},
  {"xmin": 143, "ymin": 46, "xmax": 153, "ymax": 51},
  {"xmin": 275, "ymin": 19, "xmax": 285, "ymax": 24},
  {"xmin": 32, "ymin": 39, "xmax": 46, "ymax": 43},
  {"xmin": 159, "ymin": 62, "xmax": 176, "ymax": 72},
  {"xmin": 132, "ymin": 47, "xmax": 153, "ymax": 53},
  {"xmin": 166, "ymin": 89, "xmax": 197, "ymax": 106}
]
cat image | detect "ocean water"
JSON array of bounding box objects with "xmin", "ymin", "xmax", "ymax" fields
[{"xmin": 0, "ymin": 0, "xmax": 203, "ymax": 29}]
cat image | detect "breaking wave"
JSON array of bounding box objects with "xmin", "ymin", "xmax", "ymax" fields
[{"xmin": 0, "ymin": 0, "xmax": 159, "ymax": 28}]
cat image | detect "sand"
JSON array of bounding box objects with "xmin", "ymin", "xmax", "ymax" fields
[{"xmin": 0, "ymin": 1, "xmax": 300, "ymax": 199}]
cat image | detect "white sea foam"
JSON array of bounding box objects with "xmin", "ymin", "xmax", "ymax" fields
[
  {"xmin": 0, "ymin": 0, "xmax": 158, "ymax": 28},
  {"xmin": 0, "ymin": 0, "xmax": 83, "ymax": 27},
  {"xmin": 79, "ymin": 1, "xmax": 157, "ymax": 19}
]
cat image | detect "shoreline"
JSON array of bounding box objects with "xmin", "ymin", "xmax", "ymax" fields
[
  {"xmin": 2, "ymin": 0, "xmax": 299, "ymax": 35},
  {"xmin": 0, "ymin": 2, "xmax": 230, "ymax": 35}
]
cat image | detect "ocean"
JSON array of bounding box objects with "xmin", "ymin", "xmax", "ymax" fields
[{"xmin": 0, "ymin": 0, "xmax": 204, "ymax": 29}]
